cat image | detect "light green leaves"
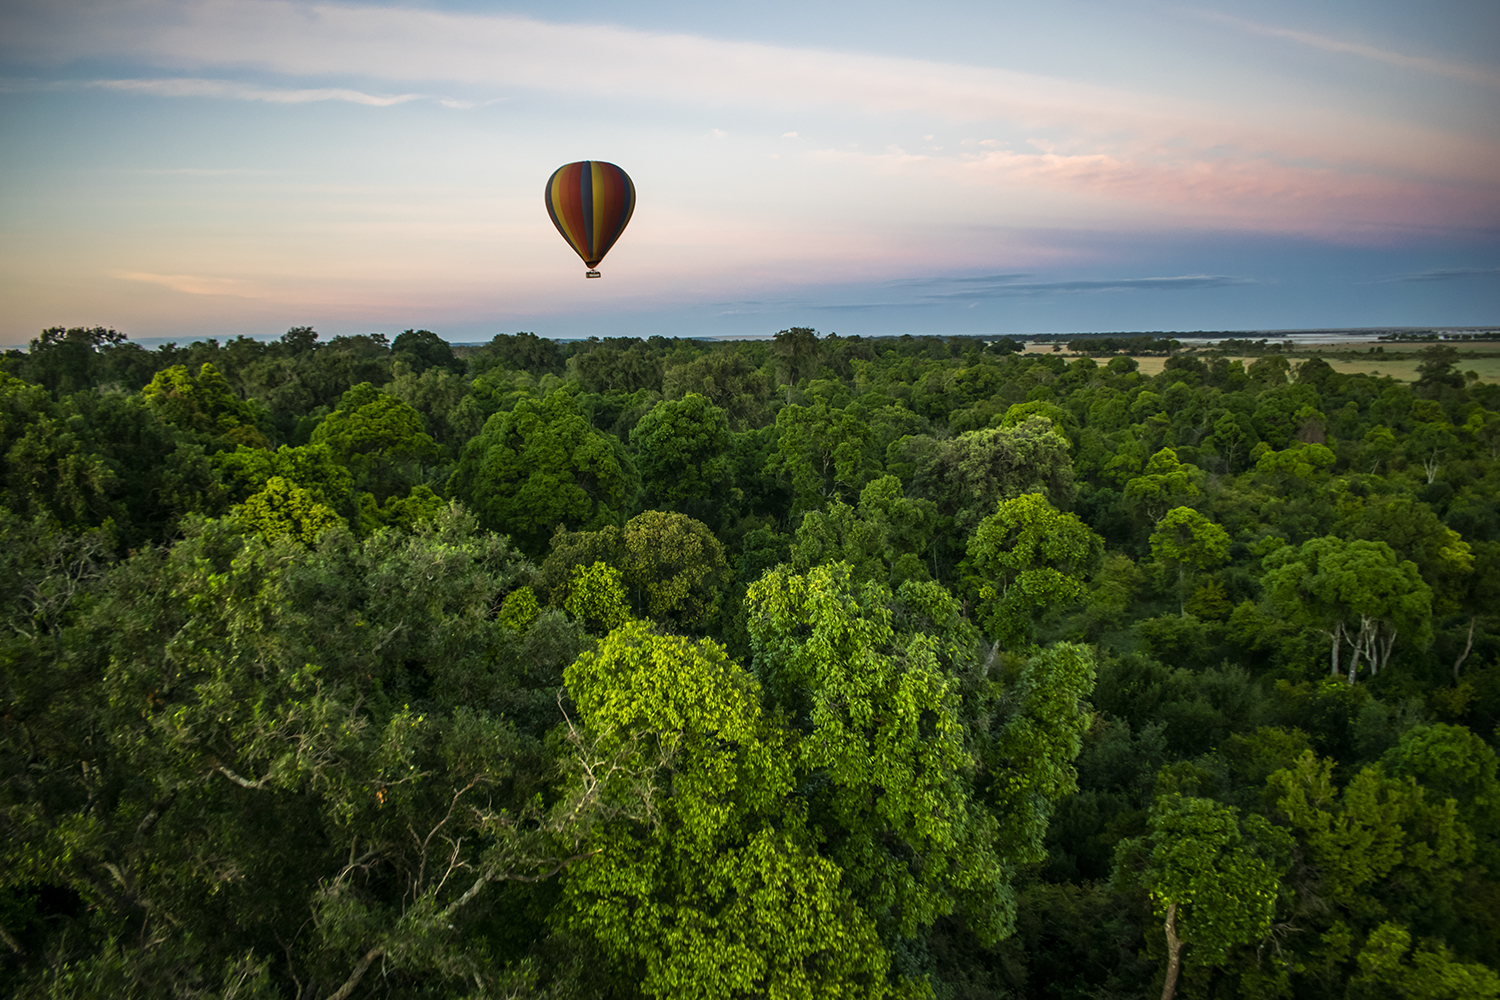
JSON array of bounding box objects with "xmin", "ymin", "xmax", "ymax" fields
[
  {"xmin": 448, "ymin": 387, "xmax": 639, "ymax": 557},
  {"xmin": 236, "ymin": 475, "xmax": 343, "ymax": 545},
  {"xmin": 966, "ymin": 492, "xmax": 1102, "ymax": 647},
  {"xmin": 1352, "ymin": 921, "xmax": 1500, "ymax": 999},
  {"xmin": 1263, "ymin": 536, "xmax": 1433, "ymax": 682},
  {"xmin": 1150, "ymin": 507, "xmax": 1230, "ymax": 613},
  {"xmin": 561, "ymin": 623, "xmax": 889, "ymax": 998},
  {"xmin": 1123, "ymin": 447, "xmax": 1200, "ymax": 522},
  {"xmin": 1125, "ymin": 794, "xmax": 1288, "ymax": 967},
  {"xmin": 564, "ymin": 561, "xmax": 633, "ymax": 633},
  {"xmin": 747, "ymin": 563, "xmax": 1009, "ymax": 942}
]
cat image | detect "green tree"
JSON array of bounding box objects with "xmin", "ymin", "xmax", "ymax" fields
[
  {"xmin": 558, "ymin": 619, "xmax": 891, "ymax": 998},
  {"xmin": 540, "ymin": 511, "xmax": 731, "ymax": 632},
  {"xmin": 1263, "ymin": 536, "xmax": 1434, "ymax": 684},
  {"xmin": 142, "ymin": 362, "xmax": 267, "ymax": 447},
  {"xmin": 767, "ymin": 393, "xmax": 871, "ymax": 514},
  {"xmin": 771, "ymin": 326, "xmax": 823, "ymax": 391},
  {"xmin": 448, "ymin": 388, "xmax": 639, "ymax": 556},
  {"xmin": 747, "ymin": 564, "xmax": 1096, "ymax": 947},
  {"xmin": 1149, "ymin": 507, "xmax": 1230, "ymax": 614},
  {"xmin": 1113, "ymin": 794, "xmax": 1289, "ymax": 1000},
  {"xmin": 390, "ymin": 328, "xmax": 461, "ymax": 374},
  {"xmin": 310, "ymin": 382, "xmax": 439, "ymax": 500},
  {"xmin": 966, "ymin": 492, "xmax": 1103, "ymax": 647},
  {"xmin": 1124, "ymin": 447, "xmax": 1201, "ymax": 522},
  {"xmin": 631, "ymin": 393, "xmax": 731, "ymax": 522},
  {"xmin": 1351, "ymin": 922, "xmax": 1500, "ymax": 1000},
  {"xmin": 0, "ymin": 508, "xmax": 608, "ymax": 997},
  {"xmin": 791, "ymin": 474, "xmax": 937, "ymax": 589},
  {"xmin": 236, "ymin": 475, "xmax": 344, "ymax": 544},
  {"xmin": 923, "ymin": 416, "xmax": 1078, "ymax": 537},
  {"xmin": 216, "ymin": 442, "xmax": 353, "ymax": 511}
]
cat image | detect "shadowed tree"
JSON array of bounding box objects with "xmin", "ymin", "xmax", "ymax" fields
[{"xmin": 449, "ymin": 387, "xmax": 638, "ymax": 557}]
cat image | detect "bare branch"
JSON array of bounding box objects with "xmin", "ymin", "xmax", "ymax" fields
[
  {"xmin": 323, "ymin": 947, "xmax": 383, "ymax": 1000},
  {"xmin": 135, "ymin": 789, "xmax": 178, "ymax": 839},
  {"xmin": 216, "ymin": 765, "xmax": 272, "ymax": 790}
]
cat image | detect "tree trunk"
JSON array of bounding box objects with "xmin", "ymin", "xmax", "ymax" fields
[
  {"xmin": 1161, "ymin": 901, "xmax": 1184, "ymax": 1000},
  {"xmin": 1330, "ymin": 622, "xmax": 1342, "ymax": 678},
  {"xmin": 1375, "ymin": 626, "xmax": 1397, "ymax": 675},
  {"xmin": 1455, "ymin": 616, "xmax": 1477, "ymax": 681}
]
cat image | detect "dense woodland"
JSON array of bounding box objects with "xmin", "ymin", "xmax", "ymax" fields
[{"xmin": 2, "ymin": 324, "xmax": 1499, "ymax": 1000}]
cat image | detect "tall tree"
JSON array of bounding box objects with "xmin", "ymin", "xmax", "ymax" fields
[
  {"xmin": 965, "ymin": 492, "xmax": 1102, "ymax": 647},
  {"xmin": 1114, "ymin": 794, "xmax": 1288, "ymax": 1000},
  {"xmin": 1149, "ymin": 507, "xmax": 1230, "ymax": 614},
  {"xmin": 449, "ymin": 388, "xmax": 638, "ymax": 556},
  {"xmin": 1263, "ymin": 536, "xmax": 1433, "ymax": 683}
]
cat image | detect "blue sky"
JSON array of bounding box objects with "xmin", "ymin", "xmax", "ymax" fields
[{"xmin": 1, "ymin": 0, "xmax": 1496, "ymax": 345}]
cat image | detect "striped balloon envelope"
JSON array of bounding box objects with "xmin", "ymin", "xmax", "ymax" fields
[{"xmin": 544, "ymin": 161, "xmax": 636, "ymax": 277}]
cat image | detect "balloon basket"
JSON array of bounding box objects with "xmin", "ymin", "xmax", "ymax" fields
[{"xmin": 585, "ymin": 270, "xmax": 601, "ymax": 279}]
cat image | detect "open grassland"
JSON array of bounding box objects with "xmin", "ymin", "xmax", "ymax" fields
[{"xmin": 1040, "ymin": 340, "xmax": 1500, "ymax": 383}]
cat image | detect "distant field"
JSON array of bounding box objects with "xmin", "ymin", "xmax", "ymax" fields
[{"xmin": 1039, "ymin": 341, "xmax": 1500, "ymax": 383}]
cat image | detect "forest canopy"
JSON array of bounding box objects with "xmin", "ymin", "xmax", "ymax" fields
[{"xmin": 2, "ymin": 325, "xmax": 1498, "ymax": 999}]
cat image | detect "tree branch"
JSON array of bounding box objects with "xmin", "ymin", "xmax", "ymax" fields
[
  {"xmin": 0, "ymin": 920, "xmax": 24, "ymax": 956},
  {"xmin": 323, "ymin": 947, "xmax": 383, "ymax": 1000},
  {"xmin": 216, "ymin": 765, "xmax": 271, "ymax": 790},
  {"xmin": 135, "ymin": 789, "xmax": 178, "ymax": 839}
]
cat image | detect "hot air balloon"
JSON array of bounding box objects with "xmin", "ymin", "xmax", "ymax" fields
[{"xmin": 544, "ymin": 160, "xmax": 636, "ymax": 278}]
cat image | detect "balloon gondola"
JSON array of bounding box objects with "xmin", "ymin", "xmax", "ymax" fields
[{"xmin": 544, "ymin": 160, "xmax": 636, "ymax": 278}]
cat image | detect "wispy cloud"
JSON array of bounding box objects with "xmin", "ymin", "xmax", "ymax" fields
[
  {"xmin": 719, "ymin": 274, "xmax": 1256, "ymax": 313},
  {"xmin": 809, "ymin": 145, "xmax": 1492, "ymax": 235},
  {"xmin": 111, "ymin": 270, "xmax": 266, "ymax": 297},
  {"xmin": 93, "ymin": 77, "xmax": 422, "ymax": 106},
  {"xmin": 1388, "ymin": 266, "xmax": 1500, "ymax": 283},
  {"xmin": 5, "ymin": 0, "xmax": 1495, "ymax": 185},
  {"xmin": 916, "ymin": 274, "xmax": 1255, "ymax": 299},
  {"xmin": 1192, "ymin": 10, "xmax": 1500, "ymax": 88}
]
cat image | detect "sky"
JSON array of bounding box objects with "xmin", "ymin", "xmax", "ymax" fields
[{"xmin": 1, "ymin": 0, "xmax": 1497, "ymax": 346}]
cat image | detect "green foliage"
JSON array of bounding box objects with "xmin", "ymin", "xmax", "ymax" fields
[
  {"xmin": 1123, "ymin": 447, "xmax": 1201, "ymax": 522},
  {"xmin": 901, "ymin": 416, "xmax": 1077, "ymax": 546},
  {"xmin": 540, "ymin": 511, "xmax": 731, "ymax": 631},
  {"xmin": 236, "ymin": 474, "xmax": 344, "ymax": 544},
  {"xmin": 310, "ymin": 381, "xmax": 439, "ymax": 499},
  {"xmin": 0, "ymin": 506, "xmax": 598, "ymax": 997},
  {"xmin": 449, "ymin": 387, "xmax": 639, "ymax": 556},
  {"xmin": 792, "ymin": 474, "xmax": 937, "ymax": 589},
  {"xmin": 499, "ymin": 585, "xmax": 541, "ymax": 632},
  {"xmin": 1264, "ymin": 536, "xmax": 1434, "ymax": 683},
  {"xmin": 966, "ymin": 492, "xmax": 1103, "ymax": 647},
  {"xmin": 564, "ymin": 561, "xmax": 633, "ymax": 633},
  {"xmin": 1150, "ymin": 506, "xmax": 1230, "ymax": 612},
  {"xmin": 1351, "ymin": 921, "xmax": 1500, "ymax": 999},
  {"xmin": 768, "ymin": 390, "xmax": 872, "ymax": 513},
  {"xmin": 5, "ymin": 329, "xmax": 1500, "ymax": 997},
  {"xmin": 631, "ymin": 392, "xmax": 731, "ymax": 519},
  {"xmin": 559, "ymin": 620, "xmax": 891, "ymax": 998},
  {"xmin": 356, "ymin": 483, "xmax": 447, "ymax": 534},
  {"xmin": 142, "ymin": 362, "xmax": 267, "ymax": 446},
  {"xmin": 1270, "ymin": 750, "xmax": 1470, "ymax": 908},
  {"xmin": 1118, "ymin": 793, "xmax": 1288, "ymax": 965},
  {"xmin": 746, "ymin": 563, "xmax": 1096, "ymax": 948}
]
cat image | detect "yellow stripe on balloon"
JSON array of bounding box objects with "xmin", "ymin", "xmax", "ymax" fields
[{"xmin": 591, "ymin": 161, "xmax": 609, "ymax": 259}]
